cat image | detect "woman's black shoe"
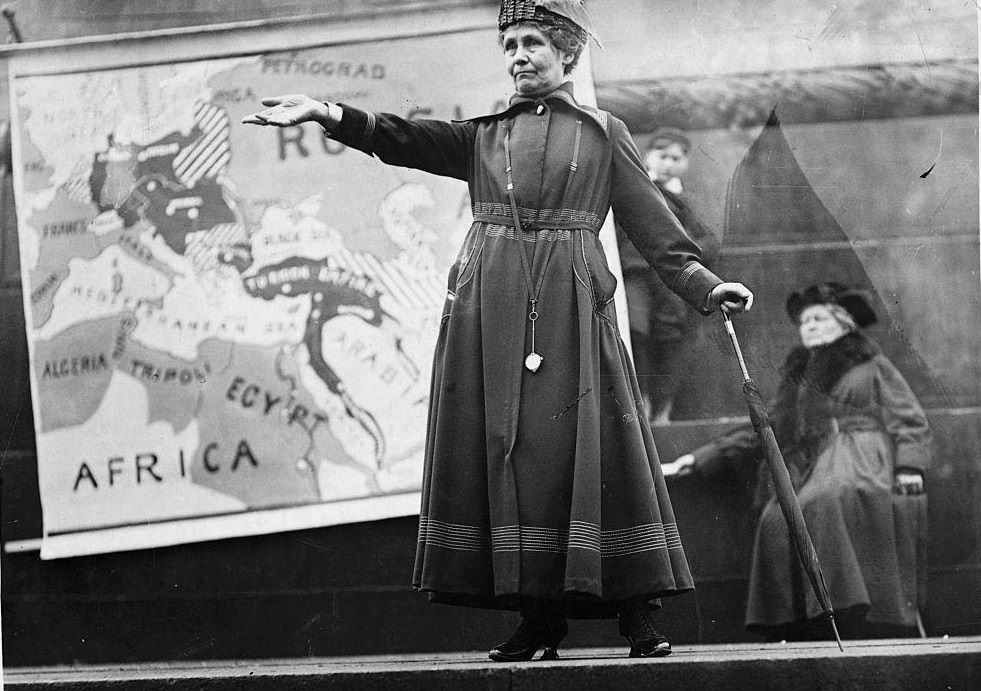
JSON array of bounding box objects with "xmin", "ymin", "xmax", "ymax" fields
[
  {"xmin": 618, "ymin": 604, "xmax": 672, "ymax": 658},
  {"xmin": 488, "ymin": 613, "xmax": 568, "ymax": 662}
]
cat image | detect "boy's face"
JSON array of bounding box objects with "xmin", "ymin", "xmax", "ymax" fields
[{"xmin": 645, "ymin": 141, "xmax": 690, "ymax": 183}]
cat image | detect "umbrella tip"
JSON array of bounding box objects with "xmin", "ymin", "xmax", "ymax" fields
[{"xmin": 829, "ymin": 614, "xmax": 845, "ymax": 652}]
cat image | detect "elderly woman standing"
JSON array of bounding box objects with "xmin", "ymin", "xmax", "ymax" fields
[
  {"xmin": 244, "ymin": 0, "xmax": 753, "ymax": 660},
  {"xmin": 668, "ymin": 283, "xmax": 931, "ymax": 639}
]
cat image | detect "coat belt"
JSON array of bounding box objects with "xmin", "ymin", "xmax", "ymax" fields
[{"xmin": 473, "ymin": 212, "xmax": 601, "ymax": 233}]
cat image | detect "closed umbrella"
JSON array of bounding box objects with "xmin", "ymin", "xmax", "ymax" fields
[{"xmin": 722, "ymin": 312, "xmax": 844, "ymax": 651}]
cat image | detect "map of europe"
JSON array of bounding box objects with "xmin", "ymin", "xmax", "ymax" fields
[{"xmin": 12, "ymin": 52, "xmax": 476, "ymax": 549}]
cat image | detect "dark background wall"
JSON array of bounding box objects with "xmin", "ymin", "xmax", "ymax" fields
[{"xmin": 2, "ymin": 0, "xmax": 979, "ymax": 665}]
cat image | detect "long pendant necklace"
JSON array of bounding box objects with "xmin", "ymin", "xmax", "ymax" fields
[
  {"xmin": 525, "ymin": 301, "xmax": 543, "ymax": 372},
  {"xmin": 502, "ymin": 113, "xmax": 582, "ymax": 373},
  {"xmin": 503, "ymin": 124, "xmax": 553, "ymax": 372}
]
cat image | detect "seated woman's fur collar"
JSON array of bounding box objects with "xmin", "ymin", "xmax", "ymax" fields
[{"xmin": 781, "ymin": 331, "xmax": 879, "ymax": 394}]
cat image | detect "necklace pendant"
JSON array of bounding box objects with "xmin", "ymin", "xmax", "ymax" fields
[{"xmin": 524, "ymin": 352, "xmax": 543, "ymax": 372}]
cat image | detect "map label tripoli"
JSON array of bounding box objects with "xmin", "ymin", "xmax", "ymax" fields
[
  {"xmin": 12, "ymin": 32, "xmax": 503, "ymax": 558},
  {"xmin": 130, "ymin": 358, "xmax": 209, "ymax": 385}
]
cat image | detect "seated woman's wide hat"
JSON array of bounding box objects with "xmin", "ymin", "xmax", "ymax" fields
[{"xmin": 786, "ymin": 282, "xmax": 878, "ymax": 328}]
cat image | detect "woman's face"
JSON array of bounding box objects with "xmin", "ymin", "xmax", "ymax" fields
[
  {"xmin": 798, "ymin": 304, "xmax": 848, "ymax": 348},
  {"xmin": 502, "ymin": 24, "xmax": 572, "ymax": 97}
]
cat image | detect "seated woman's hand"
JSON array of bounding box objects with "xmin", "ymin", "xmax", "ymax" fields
[
  {"xmin": 661, "ymin": 454, "xmax": 695, "ymax": 478},
  {"xmin": 708, "ymin": 282, "xmax": 754, "ymax": 314},
  {"xmin": 242, "ymin": 94, "xmax": 330, "ymax": 128},
  {"xmin": 894, "ymin": 470, "xmax": 925, "ymax": 496}
]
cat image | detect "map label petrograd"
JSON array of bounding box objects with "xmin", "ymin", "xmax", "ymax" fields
[{"xmin": 260, "ymin": 53, "xmax": 385, "ymax": 79}]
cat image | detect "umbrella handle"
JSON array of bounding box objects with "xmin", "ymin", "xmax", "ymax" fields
[{"xmin": 722, "ymin": 312, "xmax": 751, "ymax": 382}]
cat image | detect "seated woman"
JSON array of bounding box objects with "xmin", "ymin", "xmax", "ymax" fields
[{"xmin": 665, "ymin": 282, "xmax": 932, "ymax": 640}]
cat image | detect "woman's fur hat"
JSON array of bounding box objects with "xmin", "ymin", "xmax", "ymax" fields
[{"xmin": 786, "ymin": 282, "xmax": 878, "ymax": 328}]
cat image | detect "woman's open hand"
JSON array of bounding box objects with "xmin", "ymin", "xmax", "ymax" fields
[
  {"xmin": 708, "ymin": 282, "xmax": 754, "ymax": 314},
  {"xmin": 242, "ymin": 94, "xmax": 329, "ymax": 128}
]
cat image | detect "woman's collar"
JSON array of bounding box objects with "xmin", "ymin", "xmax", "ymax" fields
[
  {"xmin": 508, "ymin": 81, "xmax": 577, "ymax": 108},
  {"xmin": 456, "ymin": 81, "xmax": 608, "ymax": 135}
]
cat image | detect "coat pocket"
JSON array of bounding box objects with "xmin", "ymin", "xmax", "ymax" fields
[
  {"xmin": 452, "ymin": 224, "xmax": 486, "ymax": 292},
  {"xmin": 577, "ymin": 231, "xmax": 618, "ymax": 308}
]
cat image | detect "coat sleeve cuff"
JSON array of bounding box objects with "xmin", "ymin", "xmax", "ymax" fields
[
  {"xmin": 326, "ymin": 104, "xmax": 377, "ymax": 155},
  {"xmin": 894, "ymin": 445, "xmax": 932, "ymax": 472},
  {"xmin": 671, "ymin": 261, "xmax": 723, "ymax": 314}
]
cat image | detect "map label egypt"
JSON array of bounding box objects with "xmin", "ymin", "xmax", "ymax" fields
[{"xmin": 225, "ymin": 375, "xmax": 325, "ymax": 426}]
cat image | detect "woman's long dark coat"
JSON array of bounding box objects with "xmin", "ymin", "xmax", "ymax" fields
[
  {"xmin": 331, "ymin": 84, "xmax": 720, "ymax": 617},
  {"xmin": 692, "ymin": 331, "xmax": 932, "ymax": 631}
]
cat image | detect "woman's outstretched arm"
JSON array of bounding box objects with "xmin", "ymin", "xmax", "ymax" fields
[{"xmin": 244, "ymin": 94, "xmax": 475, "ymax": 181}]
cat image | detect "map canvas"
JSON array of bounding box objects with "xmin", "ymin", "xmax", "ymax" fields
[{"xmin": 12, "ymin": 30, "xmax": 511, "ymax": 559}]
